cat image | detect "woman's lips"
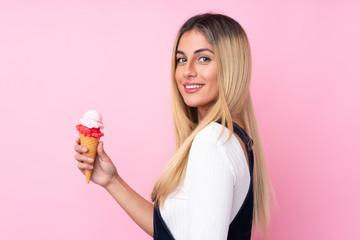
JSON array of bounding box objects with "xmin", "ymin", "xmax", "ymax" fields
[{"xmin": 183, "ymin": 84, "xmax": 205, "ymax": 93}]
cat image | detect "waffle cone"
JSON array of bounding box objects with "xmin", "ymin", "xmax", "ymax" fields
[{"xmin": 78, "ymin": 133, "xmax": 99, "ymax": 184}]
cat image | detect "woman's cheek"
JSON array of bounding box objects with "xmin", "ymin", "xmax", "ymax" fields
[{"xmin": 175, "ymin": 76, "xmax": 182, "ymax": 92}]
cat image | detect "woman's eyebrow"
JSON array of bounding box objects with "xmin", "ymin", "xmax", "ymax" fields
[{"xmin": 176, "ymin": 48, "xmax": 214, "ymax": 55}]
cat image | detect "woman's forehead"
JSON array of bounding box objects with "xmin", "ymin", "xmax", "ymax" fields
[{"xmin": 177, "ymin": 30, "xmax": 212, "ymax": 53}]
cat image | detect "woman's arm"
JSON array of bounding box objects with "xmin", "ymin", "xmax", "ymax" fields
[
  {"xmin": 74, "ymin": 139, "xmax": 154, "ymax": 237},
  {"xmin": 186, "ymin": 134, "xmax": 239, "ymax": 239},
  {"xmin": 105, "ymin": 174, "xmax": 154, "ymax": 237}
]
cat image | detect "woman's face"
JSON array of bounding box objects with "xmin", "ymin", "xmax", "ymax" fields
[{"xmin": 175, "ymin": 29, "xmax": 218, "ymax": 112}]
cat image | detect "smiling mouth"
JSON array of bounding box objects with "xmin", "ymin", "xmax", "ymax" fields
[{"xmin": 184, "ymin": 84, "xmax": 205, "ymax": 89}]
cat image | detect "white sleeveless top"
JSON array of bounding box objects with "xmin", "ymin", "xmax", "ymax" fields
[{"xmin": 159, "ymin": 122, "xmax": 251, "ymax": 239}]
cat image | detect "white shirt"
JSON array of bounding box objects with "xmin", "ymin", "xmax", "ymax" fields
[{"xmin": 160, "ymin": 121, "xmax": 251, "ymax": 239}]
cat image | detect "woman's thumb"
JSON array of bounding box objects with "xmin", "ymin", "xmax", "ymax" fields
[{"xmin": 97, "ymin": 141, "xmax": 109, "ymax": 161}]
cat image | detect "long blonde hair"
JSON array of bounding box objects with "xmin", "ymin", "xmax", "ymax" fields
[{"xmin": 151, "ymin": 13, "xmax": 275, "ymax": 237}]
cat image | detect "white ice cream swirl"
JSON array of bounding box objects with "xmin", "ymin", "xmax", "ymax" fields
[{"xmin": 80, "ymin": 110, "xmax": 104, "ymax": 129}]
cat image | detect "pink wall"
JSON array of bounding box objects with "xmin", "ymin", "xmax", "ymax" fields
[{"xmin": 1, "ymin": 0, "xmax": 359, "ymax": 239}]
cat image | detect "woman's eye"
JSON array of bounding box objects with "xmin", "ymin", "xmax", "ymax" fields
[
  {"xmin": 199, "ymin": 57, "xmax": 210, "ymax": 62},
  {"xmin": 177, "ymin": 58, "xmax": 186, "ymax": 63}
]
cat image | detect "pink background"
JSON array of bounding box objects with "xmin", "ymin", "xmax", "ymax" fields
[{"xmin": 1, "ymin": 0, "xmax": 359, "ymax": 239}]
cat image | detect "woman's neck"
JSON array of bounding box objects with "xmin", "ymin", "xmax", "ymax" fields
[{"xmin": 197, "ymin": 108, "xmax": 245, "ymax": 130}]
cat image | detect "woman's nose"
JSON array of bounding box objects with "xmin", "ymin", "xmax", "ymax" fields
[{"xmin": 183, "ymin": 62, "xmax": 197, "ymax": 78}]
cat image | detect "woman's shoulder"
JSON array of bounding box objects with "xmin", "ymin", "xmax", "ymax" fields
[
  {"xmin": 192, "ymin": 121, "xmax": 244, "ymax": 159},
  {"xmin": 188, "ymin": 121, "xmax": 247, "ymax": 184},
  {"xmin": 194, "ymin": 121, "xmax": 232, "ymax": 146}
]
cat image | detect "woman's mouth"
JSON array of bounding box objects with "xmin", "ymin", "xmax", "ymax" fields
[{"xmin": 183, "ymin": 84, "xmax": 205, "ymax": 93}]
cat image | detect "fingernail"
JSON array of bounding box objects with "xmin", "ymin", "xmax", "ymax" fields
[
  {"xmin": 89, "ymin": 165, "xmax": 93, "ymax": 169},
  {"xmin": 82, "ymin": 147, "xmax": 87, "ymax": 152},
  {"xmin": 88, "ymin": 158, "xmax": 93, "ymax": 162}
]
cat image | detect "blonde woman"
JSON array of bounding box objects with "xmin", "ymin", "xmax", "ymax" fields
[{"xmin": 74, "ymin": 13, "xmax": 274, "ymax": 239}]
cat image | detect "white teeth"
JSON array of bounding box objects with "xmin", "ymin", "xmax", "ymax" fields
[{"xmin": 185, "ymin": 84, "xmax": 204, "ymax": 89}]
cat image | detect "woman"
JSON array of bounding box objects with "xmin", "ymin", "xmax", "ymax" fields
[{"xmin": 74, "ymin": 13, "xmax": 274, "ymax": 239}]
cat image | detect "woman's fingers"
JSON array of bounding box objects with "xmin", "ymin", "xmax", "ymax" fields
[
  {"xmin": 96, "ymin": 141, "xmax": 110, "ymax": 162},
  {"xmin": 74, "ymin": 144, "xmax": 88, "ymax": 154},
  {"xmin": 75, "ymin": 137, "xmax": 87, "ymax": 153},
  {"xmin": 77, "ymin": 161, "xmax": 94, "ymax": 170},
  {"xmin": 75, "ymin": 138, "xmax": 93, "ymax": 176},
  {"xmin": 74, "ymin": 153, "xmax": 94, "ymax": 163}
]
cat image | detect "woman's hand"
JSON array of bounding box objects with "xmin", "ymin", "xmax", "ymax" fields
[
  {"xmin": 75, "ymin": 138, "xmax": 154, "ymax": 237},
  {"xmin": 74, "ymin": 138, "xmax": 118, "ymax": 188}
]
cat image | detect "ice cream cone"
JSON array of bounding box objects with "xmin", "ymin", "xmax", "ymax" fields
[
  {"xmin": 79, "ymin": 132, "xmax": 99, "ymax": 184},
  {"xmin": 76, "ymin": 109, "xmax": 104, "ymax": 184}
]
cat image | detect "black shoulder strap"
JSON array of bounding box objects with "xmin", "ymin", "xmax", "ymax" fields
[
  {"xmin": 231, "ymin": 122, "xmax": 255, "ymax": 177},
  {"xmin": 232, "ymin": 122, "xmax": 254, "ymax": 152},
  {"xmin": 215, "ymin": 120, "xmax": 254, "ymax": 151}
]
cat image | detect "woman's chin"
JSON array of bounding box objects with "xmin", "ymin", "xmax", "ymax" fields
[{"xmin": 183, "ymin": 100, "xmax": 201, "ymax": 108}]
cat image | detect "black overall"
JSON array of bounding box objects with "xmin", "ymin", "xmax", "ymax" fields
[{"xmin": 153, "ymin": 122, "xmax": 254, "ymax": 239}]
